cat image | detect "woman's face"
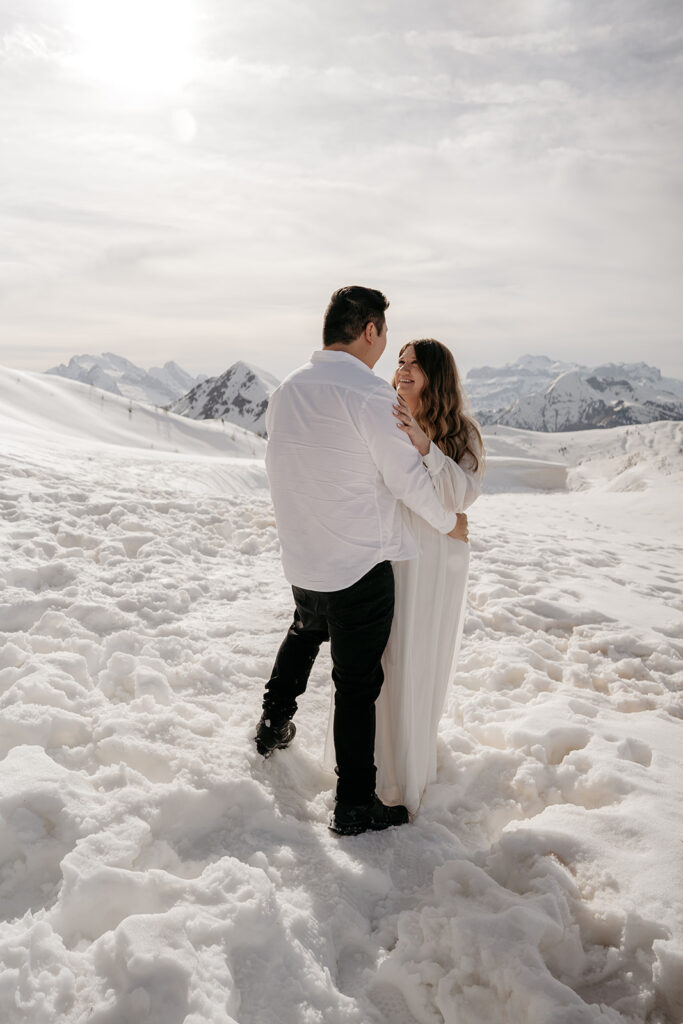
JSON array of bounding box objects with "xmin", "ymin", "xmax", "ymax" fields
[{"xmin": 396, "ymin": 345, "xmax": 426, "ymax": 401}]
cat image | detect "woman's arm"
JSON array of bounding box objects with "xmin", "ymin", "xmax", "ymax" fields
[
  {"xmin": 393, "ymin": 395, "xmax": 484, "ymax": 512},
  {"xmin": 422, "ymin": 441, "xmax": 483, "ymax": 512}
]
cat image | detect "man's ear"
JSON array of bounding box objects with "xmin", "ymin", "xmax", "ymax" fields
[{"xmin": 365, "ymin": 321, "xmax": 378, "ymax": 342}]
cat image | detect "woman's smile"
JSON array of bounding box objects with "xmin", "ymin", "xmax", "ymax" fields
[{"xmin": 396, "ymin": 344, "xmax": 426, "ymax": 397}]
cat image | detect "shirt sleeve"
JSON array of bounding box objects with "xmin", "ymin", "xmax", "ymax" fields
[
  {"xmin": 422, "ymin": 435, "xmax": 484, "ymax": 512},
  {"xmin": 359, "ymin": 384, "xmax": 458, "ymax": 534}
]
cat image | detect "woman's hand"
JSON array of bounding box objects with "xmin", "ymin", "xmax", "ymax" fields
[
  {"xmin": 393, "ymin": 393, "xmax": 431, "ymax": 456},
  {"xmin": 448, "ymin": 513, "xmax": 469, "ymax": 543}
]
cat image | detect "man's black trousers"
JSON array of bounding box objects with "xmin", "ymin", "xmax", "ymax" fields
[{"xmin": 262, "ymin": 560, "xmax": 395, "ymax": 805}]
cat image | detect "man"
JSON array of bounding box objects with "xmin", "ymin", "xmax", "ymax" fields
[{"xmin": 255, "ymin": 286, "xmax": 466, "ymax": 836}]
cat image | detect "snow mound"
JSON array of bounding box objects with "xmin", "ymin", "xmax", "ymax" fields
[
  {"xmin": 483, "ymin": 421, "xmax": 683, "ymax": 496},
  {"xmin": 483, "ymin": 455, "xmax": 568, "ymax": 492}
]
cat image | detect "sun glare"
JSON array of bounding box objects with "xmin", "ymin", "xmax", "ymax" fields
[{"xmin": 67, "ymin": 0, "xmax": 198, "ymax": 100}]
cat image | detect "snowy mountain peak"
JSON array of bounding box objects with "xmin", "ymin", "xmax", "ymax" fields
[
  {"xmin": 225, "ymin": 360, "xmax": 280, "ymax": 388},
  {"xmin": 171, "ymin": 361, "xmax": 279, "ymax": 437},
  {"xmin": 466, "ymin": 355, "xmax": 578, "ymax": 388},
  {"xmin": 99, "ymin": 352, "xmax": 139, "ymax": 371},
  {"xmin": 467, "ymin": 357, "xmax": 683, "ymax": 432},
  {"xmin": 147, "ymin": 359, "xmax": 207, "ymax": 395},
  {"xmin": 46, "ymin": 352, "xmax": 207, "ymax": 407},
  {"xmin": 591, "ymin": 361, "xmax": 662, "ymax": 385},
  {"xmin": 548, "ymin": 369, "xmax": 580, "ymax": 387},
  {"xmin": 517, "ymin": 354, "xmax": 554, "ymax": 369}
]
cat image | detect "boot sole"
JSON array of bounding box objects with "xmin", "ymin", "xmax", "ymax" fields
[
  {"xmin": 256, "ymin": 738, "xmax": 293, "ymax": 758},
  {"xmin": 328, "ymin": 818, "xmax": 395, "ymax": 836},
  {"xmin": 255, "ymin": 722, "xmax": 296, "ymax": 758},
  {"xmin": 252, "ymin": 720, "xmax": 294, "ymax": 761}
]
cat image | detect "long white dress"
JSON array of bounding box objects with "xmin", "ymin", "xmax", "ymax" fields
[
  {"xmin": 373, "ymin": 437, "xmax": 484, "ymax": 813},
  {"xmin": 324, "ymin": 435, "xmax": 484, "ymax": 813}
]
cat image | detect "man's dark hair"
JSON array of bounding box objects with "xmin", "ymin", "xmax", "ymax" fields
[{"xmin": 322, "ymin": 285, "xmax": 389, "ymax": 346}]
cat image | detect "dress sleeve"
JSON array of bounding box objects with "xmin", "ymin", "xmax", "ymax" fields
[
  {"xmin": 421, "ymin": 433, "xmax": 484, "ymax": 513},
  {"xmin": 359, "ymin": 384, "xmax": 458, "ymax": 534}
]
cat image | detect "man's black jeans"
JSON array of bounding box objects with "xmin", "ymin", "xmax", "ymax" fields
[{"xmin": 262, "ymin": 561, "xmax": 395, "ymax": 805}]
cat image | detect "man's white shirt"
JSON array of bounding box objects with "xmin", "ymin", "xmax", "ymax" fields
[{"xmin": 265, "ymin": 349, "xmax": 458, "ymax": 591}]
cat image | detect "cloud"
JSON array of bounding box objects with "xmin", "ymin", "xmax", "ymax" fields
[
  {"xmin": 404, "ymin": 28, "xmax": 584, "ymax": 57},
  {"xmin": 7, "ymin": 201, "xmax": 164, "ymax": 231},
  {"xmin": 0, "ymin": 26, "xmax": 53, "ymax": 60},
  {"xmin": 0, "ymin": 0, "xmax": 681, "ymax": 379}
]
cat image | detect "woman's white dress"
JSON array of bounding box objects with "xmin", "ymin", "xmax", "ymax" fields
[{"xmin": 325, "ymin": 436, "xmax": 484, "ymax": 814}]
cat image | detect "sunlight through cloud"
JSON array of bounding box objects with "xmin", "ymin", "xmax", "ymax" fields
[{"xmin": 66, "ymin": 0, "xmax": 198, "ymax": 100}]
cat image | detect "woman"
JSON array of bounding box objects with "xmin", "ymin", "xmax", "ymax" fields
[{"xmin": 374, "ymin": 339, "xmax": 484, "ymax": 814}]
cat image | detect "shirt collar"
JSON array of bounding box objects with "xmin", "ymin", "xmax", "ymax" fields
[{"xmin": 310, "ymin": 349, "xmax": 375, "ymax": 376}]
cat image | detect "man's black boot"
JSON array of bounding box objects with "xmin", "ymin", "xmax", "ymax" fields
[
  {"xmin": 329, "ymin": 794, "xmax": 409, "ymax": 836},
  {"xmin": 255, "ymin": 712, "xmax": 296, "ymax": 757}
]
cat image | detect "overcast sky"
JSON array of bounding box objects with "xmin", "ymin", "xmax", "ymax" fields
[{"xmin": 1, "ymin": 0, "xmax": 682, "ymax": 382}]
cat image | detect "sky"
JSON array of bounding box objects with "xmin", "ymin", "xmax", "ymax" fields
[{"xmin": 1, "ymin": 0, "xmax": 682, "ymax": 383}]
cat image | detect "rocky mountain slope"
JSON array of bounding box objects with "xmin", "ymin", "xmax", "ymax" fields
[{"xmin": 171, "ymin": 361, "xmax": 279, "ymax": 437}]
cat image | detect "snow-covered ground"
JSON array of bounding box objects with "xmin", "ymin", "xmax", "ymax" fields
[{"xmin": 1, "ymin": 367, "xmax": 681, "ymax": 1024}]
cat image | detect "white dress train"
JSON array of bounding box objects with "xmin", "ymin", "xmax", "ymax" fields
[{"xmin": 324, "ymin": 436, "xmax": 483, "ymax": 814}]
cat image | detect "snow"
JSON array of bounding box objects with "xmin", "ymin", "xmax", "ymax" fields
[
  {"xmin": 1, "ymin": 367, "xmax": 265, "ymax": 461},
  {"xmin": 1, "ymin": 366, "xmax": 681, "ymax": 1024}
]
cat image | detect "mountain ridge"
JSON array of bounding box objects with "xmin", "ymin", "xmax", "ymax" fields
[
  {"xmin": 45, "ymin": 350, "xmax": 683, "ymax": 435},
  {"xmin": 171, "ymin": 361, "xmax": 279, "ymax": 437},
  {"xmin": 46, "ymin": 352, "xmax": 207, "ymax": 407},
  {"xmin": 466, "ymin": 356, "xmax": 683, "ymax": 431}
]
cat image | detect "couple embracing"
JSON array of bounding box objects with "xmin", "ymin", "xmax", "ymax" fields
[{"xmin": 255, "ymin": 285, "xmax": 484, "ymax": 835}]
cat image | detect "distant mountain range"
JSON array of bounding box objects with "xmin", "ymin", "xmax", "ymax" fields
[
  {"xmin": 46, "ymin": 351, "xmax": 683, "ymax": 436},
  {"xmin": 170, "ymin": 361, "xmax": 278, "ymax": 438},
  {"xmin": 466, "ymin": 356, "xmax": 683, "ymax": 431},
  {"xmin": 46, "ymin": 353, "xmax": 279, "ymax": 437},
  {"xmin": 46, "ymin": 352, "xmax": 207, "ymax": 407}
]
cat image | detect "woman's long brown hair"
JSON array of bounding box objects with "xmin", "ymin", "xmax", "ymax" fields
[{"xmin": 392, "ymin": 339, "xmax": 484, "ymax": 471}]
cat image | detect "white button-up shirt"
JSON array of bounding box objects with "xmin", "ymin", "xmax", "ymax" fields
[{"xmin": 265, "ymin": 349, "xmax": 458, "ymax": 591}]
